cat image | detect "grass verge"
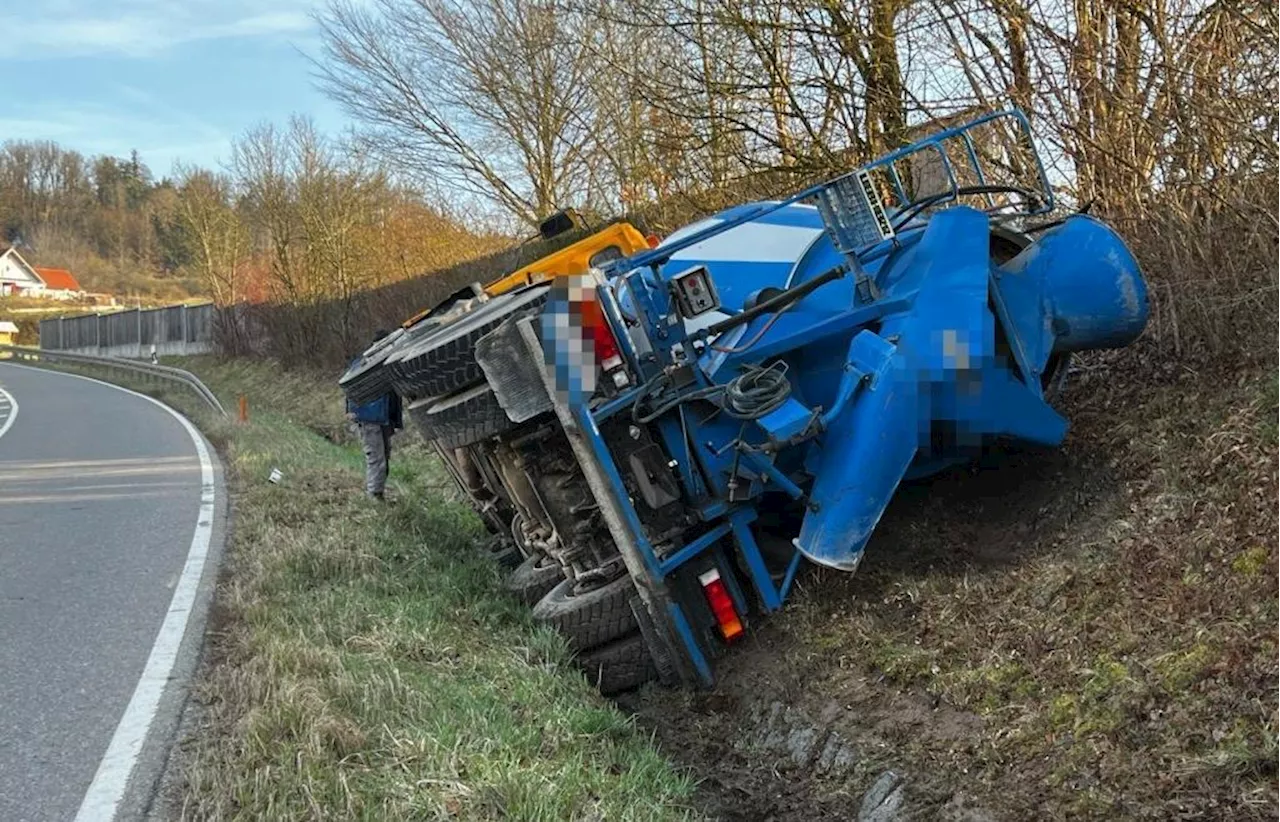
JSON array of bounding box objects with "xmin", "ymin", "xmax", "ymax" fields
[
  {"xmin": 26, "ymin": 355, "xmax": 699, "ymax": 821},
  {"xmin": 774, "ymin": 352, "xmax": 1278, "ymax": 818}
]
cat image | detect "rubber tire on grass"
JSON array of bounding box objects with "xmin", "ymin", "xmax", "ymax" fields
[
  {"xmin": 577, "ymin": 633, "xmax": 658, "ymax": 695},
  {"xmin": 407, "ymin": 385, "xmax": 516, "ymax": 449},
  {"xmin": 532, "ymin": 575, "xmax": 638, "ymax": 651},
  {"xmin": 388, "ymin": 285, "xmax": 548, "ymax": 399},
  {"xmin": 505, "ymin": 554, "xmax": 564, "ymax": 606}
]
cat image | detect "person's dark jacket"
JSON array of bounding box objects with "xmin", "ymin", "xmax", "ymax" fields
[{"xmin": 345, "ymin": 359, "xmax": 403, "ymax": 428}]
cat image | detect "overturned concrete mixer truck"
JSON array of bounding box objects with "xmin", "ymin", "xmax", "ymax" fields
[{"xmin": 340, "ymin": 110, "xmax": 1150, "ymax": 693}]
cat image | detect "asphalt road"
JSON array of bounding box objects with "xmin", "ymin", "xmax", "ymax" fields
[{"xmin": 0, "ymin": 364, "xmax": 225, "ymax": 822}]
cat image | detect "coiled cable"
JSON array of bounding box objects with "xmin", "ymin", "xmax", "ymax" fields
[
  {"xmin": 722, "ymin": 363, "xmax": 791, "ymax": 419},
  {"xmin": 632, "ymin": 361, "xmax": 792, "ymax": 424}
]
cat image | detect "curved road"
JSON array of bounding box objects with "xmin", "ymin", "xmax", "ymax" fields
[{"xmin": 0, "ymin": 363, "xmax": 225, "ymax": 822}]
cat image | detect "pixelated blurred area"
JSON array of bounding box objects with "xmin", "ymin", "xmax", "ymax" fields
[{"xmin": 539, "ymin": 274, "xmax": 601, "ymax": 404}]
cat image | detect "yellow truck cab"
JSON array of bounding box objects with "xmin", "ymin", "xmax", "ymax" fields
[
  {"xmin": 402, "ymin": 216, "xmax": 653, "ymax": 329},
  {"xmin": 483, "ymin": 221, "xmax": 652, "ymax": 296}
]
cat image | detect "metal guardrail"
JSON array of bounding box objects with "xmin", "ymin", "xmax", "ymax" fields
[{"xmin": 0, "ymin": 345, "xmax": 227, "ymax": 417}]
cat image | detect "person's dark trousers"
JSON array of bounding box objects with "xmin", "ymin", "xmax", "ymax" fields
[{"xmin": 359, "ymin": 422, "xmax": 392, "ymax": 498}]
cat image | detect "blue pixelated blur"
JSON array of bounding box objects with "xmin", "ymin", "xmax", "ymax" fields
[{"xmin": 540, "ymin": 275, "xmax": 599, "ymax": 405}]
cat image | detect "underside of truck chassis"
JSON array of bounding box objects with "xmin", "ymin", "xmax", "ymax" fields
[{"xmin": 341, "ymin": 110, "xmax": 1151, "ymax": 692}]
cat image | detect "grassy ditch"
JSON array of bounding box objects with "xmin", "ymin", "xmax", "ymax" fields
[
  {"xmin": 631, "ymin": 351, "xmax": 1278, "ymax": 820},
  {"xmin": 29, "ymin": 355, "xmax": 699, "ymax": 821}
]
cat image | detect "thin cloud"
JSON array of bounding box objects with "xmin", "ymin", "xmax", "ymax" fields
[
  {"xmin": 0, "ymin": 1, "xmax": 313, "ymax": 59},
  {"xmin": 0, "ymin": 102, "xmax": 233, "ymax": 173}
]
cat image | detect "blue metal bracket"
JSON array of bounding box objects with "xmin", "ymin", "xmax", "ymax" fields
[
  {"xmin": 987, "ymin": 269, "xmax": 1043, "ymax": 396},
  {"xmin": 726, "ymin": 507, "xmax": 804, "ymax": 612},
  {"xmin": 659, "ymin": 521, "xmax": 733, "ymax": 575},
  {"xmin": 741, "ymin": 451, "xmax": 806, "ymax": 500}
]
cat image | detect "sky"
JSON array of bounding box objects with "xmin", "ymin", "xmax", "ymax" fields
[{"xmin": 0, "ymin": 0, "xmax": 347, "ymax": 178}]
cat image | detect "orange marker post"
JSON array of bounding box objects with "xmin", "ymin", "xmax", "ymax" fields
[{"xmin": 237, "ymin": 395, "xmax": 248, "ymax": 424}]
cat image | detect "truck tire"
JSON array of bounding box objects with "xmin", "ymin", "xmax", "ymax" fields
[
  {"xmin": 577, "ymin": 633, "xmax": 657, "ymax": 695},
  {"xmin": 389, "ymin": 285, "xmax": 549, "ymax": 400},
  {"xmin": 407, "ymin": 385, "xmax": 516, "ymax": 449},
  {"xmin": 340, "ymin": 340, "xmax": 406, "ymax": 406},
  {"xmin": 340, "ymin": 321, "xmax": 439, "ymax": 405},
  {"xmin": 505, "ymin": 554, "xmax": 564, "ymax": 606},
  {"xmin": 532, "ymin": 573, "xmax": 637, "ymax": 650},
  {"xmin": 532, "ymin": 576, "xmax": 639, "ymax": 651},
  {"xmin": 340, "ymin": 360, "xmax": 392, "ymax": 406}
]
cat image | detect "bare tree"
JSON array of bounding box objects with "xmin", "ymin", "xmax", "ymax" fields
[
  {"xmin": 175, "ymin": 167, "xmax": 249, "ymax": 307},
  {"xmin": 316, "ymin": 0, "xmax": 600, "ymax": 227}
]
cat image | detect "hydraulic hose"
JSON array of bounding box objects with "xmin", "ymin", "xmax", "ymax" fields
[
  {"xmin": 631, "ymin": 363, "xmax": 792, "ymax": 423},
  {"xmin": 703, "ymin": 263, "xmax": 850, "ymax": 339}
]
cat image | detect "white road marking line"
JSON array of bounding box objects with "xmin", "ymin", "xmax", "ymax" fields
[
  {"xmin": 3, "ymin": 365, "xmax": 217, "ymax": 822},
  {"xmin": 0, "ymin": 386, "xmax": 17, "ymax": 440}
]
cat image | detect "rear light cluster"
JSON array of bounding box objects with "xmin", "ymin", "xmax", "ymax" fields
[
  {"xmin": 699, "ymin": 568, "xmax": 744, "ymax": 642},
  {"xmin": 581, "ymin": 294, "xmax": 629, "ymax": 388}
]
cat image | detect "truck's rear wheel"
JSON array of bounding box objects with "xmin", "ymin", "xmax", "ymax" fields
[
  {"xmin": 532, "ymin": 576, "xmax": 639, "ymax": 651},
  {"xmin": 340, "ymin": 320, "xmax": 439, "ymax": 405},
  {"xmin": 505, "ymin": 554, "xmax": 563, "ymax": 605},
  {"xmin": 407, "ymin": 385, "xmax": 516, "ymax": 449},
  {"xmin": 388, "ymin": 285, "xmax": 549, "ymax": 400},
  {"xmin": 577, "ymin": 633, "xmax": 658, "ymax": 695}
]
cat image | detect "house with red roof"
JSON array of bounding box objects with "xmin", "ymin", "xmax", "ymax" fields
[
  {"xmin": 33, "ymin": 267, "xmax": 84, "ymax": 299},
  {"xmin": 0, "ymin": 247, "xmax": 85, "ymax": 300}
]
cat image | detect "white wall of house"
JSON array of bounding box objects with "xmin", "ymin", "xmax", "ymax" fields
[
  {"xmin": 38, "ymin": 288, "xmax": 80, "ymax": 301},
  {"xmin": 0, "ymin": 250, "xmax": 45, "ymax": 296}
]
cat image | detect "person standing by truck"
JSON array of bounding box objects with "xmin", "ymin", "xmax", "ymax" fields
[{"xmin": 345, "ymin": 330, "xmax": 403, "ymax": 500}]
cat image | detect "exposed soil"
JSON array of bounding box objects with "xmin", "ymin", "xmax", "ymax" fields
[{"xmin": 623, "ymin": 350, "xmax": 1278, "ymax": 821}]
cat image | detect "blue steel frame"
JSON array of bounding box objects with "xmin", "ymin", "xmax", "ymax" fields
[
  {"xmin": 556, "ymin": 109, "xmax": 1058, "ymax": 683},
  {"xmin": 565, "ymin": 388, "xmax": 807, "ymax": 684}
]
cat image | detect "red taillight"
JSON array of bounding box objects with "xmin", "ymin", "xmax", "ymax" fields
[
  {"xmin": 699, "ymin": 568, "xmax": 744, "ymax": 642},
  {"xmin": 645, "ymin": 234, "xmax": 661, "ymax": 248},
  {"xmin": 582, "ymin": 297, "xmax": 622, "ymax": 371}
]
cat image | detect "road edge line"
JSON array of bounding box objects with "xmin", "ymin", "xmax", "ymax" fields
[
  {"xmin": 0, "ymin": 385, "xmax": 17, "ymax": 439},
  {"xmin": 6, "ymin": 364, "xmax": 219, "ymax": 822}
]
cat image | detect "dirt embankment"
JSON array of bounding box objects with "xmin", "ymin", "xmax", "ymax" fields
[{"xmin": 623, "ymin": 349, "xmax": 1278, "ymax": 821}]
